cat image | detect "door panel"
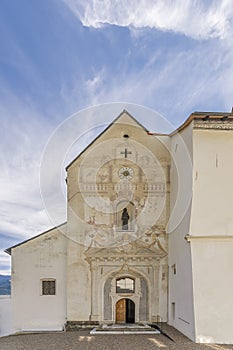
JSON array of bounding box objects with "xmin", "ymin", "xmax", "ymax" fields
[
  {"xmin": 116, "ymin": 299, "xmax": 135, "ymax": 323},
  {"xmin": 126, "ymin": 299, "xmax": 135, "ymax": 323},
  {"xmin": 116, "ymin": 299, "xmax": 126, "ymax": 323}
]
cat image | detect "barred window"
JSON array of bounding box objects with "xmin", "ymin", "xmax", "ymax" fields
[{"xmin": 42, "ymin": 280, "xmax": 56, "ymax": 295}]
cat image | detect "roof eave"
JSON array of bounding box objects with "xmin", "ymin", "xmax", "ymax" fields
[
  {"xmin": 4, "ymin": 222, "xmax": 67, "ymax": 255},
  {"xmin": 170, "ymin": 111, "xmax": 233, "ymax": 135},
  {"xmin": 65, "ymin": 109, "xmax": 150, "ymax": 171}
]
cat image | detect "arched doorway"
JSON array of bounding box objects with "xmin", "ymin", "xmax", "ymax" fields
[{"xmin": 116, "ymin": 299, "xmax": 135, "ymax": 323}]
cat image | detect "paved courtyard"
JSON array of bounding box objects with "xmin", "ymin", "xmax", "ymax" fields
[{"xmin": 0, "ymin": 325, "xmax": 233, "ymax": 350}]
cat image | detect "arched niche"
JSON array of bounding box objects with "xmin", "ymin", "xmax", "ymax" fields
[{"xmin": 116, "ymin": 201, "xmax": 135, "ymax": 231}]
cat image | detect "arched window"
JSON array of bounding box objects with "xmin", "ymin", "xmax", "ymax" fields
[{"xmin": 116, "ymin": 277, "xmax": 135, "ymax": 293}]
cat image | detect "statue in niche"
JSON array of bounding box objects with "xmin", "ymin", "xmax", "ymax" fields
[{"xmin": 121, "ymin": 208, "xmax": 129, "ymax": 230}]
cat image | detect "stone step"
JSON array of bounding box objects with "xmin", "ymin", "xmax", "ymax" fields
[{"xmin": 90, "ymin": 323, "xmax": 160, "ymax": 335}]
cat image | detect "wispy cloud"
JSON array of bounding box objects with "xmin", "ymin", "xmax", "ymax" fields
[
  {"xmin": 0, "ymin": 92, "xmax": 55, "ymax": 246},
  {"xmin": 58, "ymin": 39, "xmax": 233, "ymax": 125},
  {"xmin": 59, "ymin": 0, "xmax": 233, "ymax": 123},
  {"xmin": 63, "ymin": 0, "xmax": 233, "ymax": 40},
  {"xmin": 1, "ymin": 0, "xmax": 233, "ymax": 275},
  {"xmin": 0, "ymin": 251, "xmax": 11, "ymax": 275}
]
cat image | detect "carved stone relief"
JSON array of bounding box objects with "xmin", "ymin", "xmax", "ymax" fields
[{"xmin": 194, "ymin": 119, "xmax": 233, "ymax": 130}]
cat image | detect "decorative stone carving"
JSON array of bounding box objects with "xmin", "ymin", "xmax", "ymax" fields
[{"xmin": 194, "ymin": 119, "xmax": 233, "ymax": 130}]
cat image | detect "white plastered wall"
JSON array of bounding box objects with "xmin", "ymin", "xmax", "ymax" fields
[
  {"xmin": 0, "ymin": 296, "xmax": 12, "ymax": 336},
  {"xmin": 191, "ymin": 129, "xmax": 233, "ymax": 343},
  {"xmin": 11, "ymin": 224, "xmax": 67, "ymax": 332},
  {"xmin": 168, "ymin": 123, "xmax": 195, "ymax": 341}
]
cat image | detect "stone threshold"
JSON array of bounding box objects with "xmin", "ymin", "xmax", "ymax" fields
[{"xmin": 90, "ymin": 323, "xmax": 160, "ymax": 335}]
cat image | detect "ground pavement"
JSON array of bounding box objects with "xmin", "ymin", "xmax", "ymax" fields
[{"xmin": 0, "ymin": 325, "xmax": 233, "ymax": 350}]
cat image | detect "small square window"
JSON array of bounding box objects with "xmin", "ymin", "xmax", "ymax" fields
[
  {"xmin": 116, "ymin": 277, "xmax": 134, "ymax": 293},
  {"xmin": 42, "ymin": 280, "xmax": 56, "ymax": 295}
]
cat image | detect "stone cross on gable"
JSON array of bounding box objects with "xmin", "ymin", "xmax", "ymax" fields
[{"xmin": 120, "ymin": 148, "xmax": 132, "ymax": 158}]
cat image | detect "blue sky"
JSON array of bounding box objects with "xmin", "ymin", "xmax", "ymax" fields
[{"xmin": 1, "ymin": 0, "xmax": 233, "ymax": 274}]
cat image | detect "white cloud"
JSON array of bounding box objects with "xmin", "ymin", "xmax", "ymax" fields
[
  {"xmin": 60, "ymin": 40, "xmax": 233, "ymax": 126},
  {"xmin": 0, "ymin": 92, "xmax": 56, "ymax": 244},
  {"xmin": 86, "ymin": 69, "xmax": 104, "ymax": 91},
  {"xmin": 1, "ymin": 0, "xmax": 233, "ymax": 273},
  {"xmin": 59, "ymin": 0, "xmax": 233, "ymax": 123},
  {"xmin": 63, "ymin": 0, "xmax": 233, "ymax": 40},
  {"xmin": 0, "ymin": 251, "xmax": 11, "ymax": 275}
]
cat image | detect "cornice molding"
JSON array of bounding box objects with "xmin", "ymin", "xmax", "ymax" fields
[
  {"xmin": 194, "ymin": 119, "xmax": 233, "ymax": 130},
  {"xmin": 88, "ymin": 256, "xmax": 158, "ymax": 263}
]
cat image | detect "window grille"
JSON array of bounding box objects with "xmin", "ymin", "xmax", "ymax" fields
[{"xmin": 42, "ymin": 280, "xmax": 56, "ymax": 295}]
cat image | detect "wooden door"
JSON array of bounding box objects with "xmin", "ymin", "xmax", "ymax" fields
[
  {"xmin": 116, "ymin": 299, "xmax": 126, "ymax": 323},
  {"xmin": 126, "ymin": 299, "xmax": 135, "ymax": 323}
]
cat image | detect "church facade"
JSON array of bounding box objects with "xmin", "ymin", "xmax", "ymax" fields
[{"xmin": 5, "ymin": 110, "xmax": 233, "ymax": 343}]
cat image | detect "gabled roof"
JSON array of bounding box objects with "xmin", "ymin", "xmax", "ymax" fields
[
  {"xmin": 66, "ymin": 109, "xmax": 233, "ymax": 170},
  {"xmin": 66, "ymin": 109, "xmax": 151, "ymax": 170},
  {"xmin": 5, "ymin": 222, "xmax": 67, "ymax": 255}
]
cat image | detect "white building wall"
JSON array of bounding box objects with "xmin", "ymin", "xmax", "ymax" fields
[
  {"xmin": 191, "ymin": 128, "xmax": 233, "ymax": 343},
  {"xmin": 191, "ymin": 239, "xmax": 233, "ymax": 343},
  {"xmin": 191, "ymin": 129, "xmax": 233, "ymax": 235},
  {"xmin": 0, "ymin": 296, "xmax": 12, "ymax": 337},
  {"xmin": 168, "ymin": 123, "xmax": 195, "ymax": 341},
  {"xmin": 11, "ymin": 225, "xmax": 67, "ymax": 332}
]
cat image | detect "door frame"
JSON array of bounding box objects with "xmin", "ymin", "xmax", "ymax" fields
[{"xmin": 115, "ymin": 298, "xmax": 135, "ymax": 324}]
